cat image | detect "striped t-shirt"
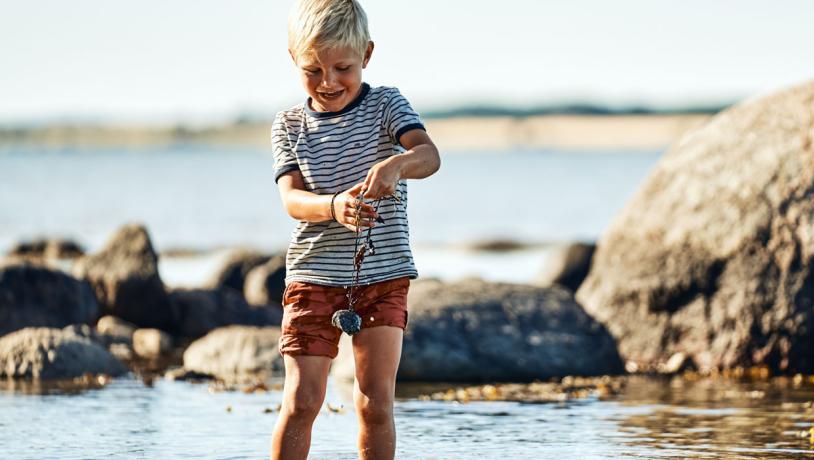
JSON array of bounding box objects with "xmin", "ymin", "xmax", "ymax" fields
[{"xmin": 271, "ymin": 83, "xmax": 425, "ymax": 287}]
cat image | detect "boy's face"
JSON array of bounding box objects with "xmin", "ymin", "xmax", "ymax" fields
[{"xmin": 292, "ymin": 42, "xmax": 373, "ymax": 113}]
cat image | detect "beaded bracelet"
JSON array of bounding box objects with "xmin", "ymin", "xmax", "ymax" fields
[{"xmin": 330, "ymin": 191, "xmax": 341, "ymax": 222}]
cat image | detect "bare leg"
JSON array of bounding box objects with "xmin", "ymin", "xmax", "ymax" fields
[
  {"xmin": 352, "ymin": 326, "xmax": 403, "ymax": 460},
  {"xmin": 270, "ymin": 354, "xmax": 332, "ymax": 460}
]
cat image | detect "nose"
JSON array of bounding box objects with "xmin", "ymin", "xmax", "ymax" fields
[{"xmin": 320, "ymin": 69, "xmax": 338, "ymax": 89}]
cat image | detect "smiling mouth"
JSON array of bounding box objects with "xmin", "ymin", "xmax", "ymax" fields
[{"xmin": 318, "ymin": 89, "xmax": 344, "ymax": 100}]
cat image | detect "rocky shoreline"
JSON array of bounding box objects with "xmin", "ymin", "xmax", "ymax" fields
[{"xmin": 3, "ymin": 81, "xmax": 814, "ymax": 398}]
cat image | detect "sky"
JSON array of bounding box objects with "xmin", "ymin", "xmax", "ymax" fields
[{"xmin": 1, "ymin": 0, "xmax": 813, "ymax": 124}]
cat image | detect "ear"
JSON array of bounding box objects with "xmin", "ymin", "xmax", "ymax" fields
[{"xmin": 362, "ymin": 41, "xmax": 374, "ymax": 68}]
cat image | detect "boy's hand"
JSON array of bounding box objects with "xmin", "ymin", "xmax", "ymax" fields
[
  {"xmin": 362, "ymin": 157, "xmax": 402, "ymax": 200},
  {"xmin": 333, "ymin": 182, "xmax": 379, "ymax": 233}
]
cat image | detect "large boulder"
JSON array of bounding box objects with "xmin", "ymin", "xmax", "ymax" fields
[
  {"xmin": 182, "ymin": 325, "xmax": 283, "ymax": 382},
  {"xmin": 0, "ymin": 326, "xmax": 127, "ymax": 379},
  {"xmin": 393, "ymin": 279, "xmax": 623, "ymax": 382},
  {"xmin": 244, "ymin": 255, "xmax": 287, "ymax": 306},
  {"xmin": 72, "ymin": 224, "xmax": 176, "ymax": 331},
  {"xmin": 535, "ymin": 242, "xmax": 596, "ymax": 292},
  {"xmin": 577, "ymin": 81, "xmax": 814, "ymax": 374},
  {"xmin": 168, "ymin": 287, "xmax": 283, "ymax": 339},
  {"xmin": 0, "ymin": 262, "xmax": 98, "ymax": 337}
]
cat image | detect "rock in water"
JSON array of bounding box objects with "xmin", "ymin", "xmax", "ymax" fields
[
  {"xmin": 244, "ymin": 255, "xmax": 287, "ymax": 305},
  {"xmin": 577, "ymin": 81, "xmax": 814, "ymax": 374},
  {"xmin": 7, "ymin": 238, "xmax": 84, "ymax": 260},
  {"xmin": 535, "ymin": 242, "xmax": 596, "ymax": 292},
  {"xmin": 0, "ymin": 262, "xmax": 98, "ymax": 337},
  {"xmin": 0, "ymin": 326, "xmax": 127, "ymax": 379},
  {"xmin": 168, "ymin": 287, "xmax": 283, "ymax": 339},
  {"xmin": 396, "ymin": 279, "xmax": 623, "ymax": 382},
  {"xmin": 206, "ymin": 249, "xmax": 272, "ymax": 293},
  {"xmin": 72, "ymin": 224, "xmax": 175, "ymax": 331},
  {"xmin": 132, "ymin": 328, "xmax": 173, "ymax": 358},
  {"xmin": 96, "ymin": 316, "xmax": 137, "ymax": 345},
  {"xmin": 182, "ymin": 325, "xmax": 283, "ymax": 383}
]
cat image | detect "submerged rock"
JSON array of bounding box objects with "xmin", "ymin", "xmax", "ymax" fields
[
  {"xmin": 168, "ymin": 286, "xmax": 283, "ymax": 339},
  {"xmin": 181, "ymin": 325, "xmax": 283, "ymax": 383},
  {"xmin": 0, "ymin": 262, "xmax": 98, "ymax": 337},
  {"xmin": 395, "ymin": 279, "xmax": 623, "ymax": 382},
  {"xmin": 535, "ymin": 242, "xmax": 596, "ymax": 292},
  {"xmin": 72, "ymin": 224, "xmax": 176, "ymax": 331},
  {"xmin": 0, "ymin": 326, "xmax": 127, "ymax": 379},
  {"xmin": 577, "ymin": 80, "xmax": 814, "ymax": 374},
  {"xmin": 419, "ymin": 375, "xmax": 625, "ymax": 403}
]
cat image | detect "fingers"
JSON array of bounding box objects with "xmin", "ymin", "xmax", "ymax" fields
[
  {"xmin": 360, "ymin": 183, "xmax": 395, "ymax": 200},
  {"xmin": 348, "ymin": 182, "xmax": 366, "ymax": 197},
  {"xmin": 343, "ymin": 210, "xmax": 377, "ymax": 227},
  {"xmin": 341, "ymin": 199, "xmax": 376, "ymax": 216}
]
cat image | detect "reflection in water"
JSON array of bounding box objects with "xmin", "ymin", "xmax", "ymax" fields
[
  {"xmin": 2, "ymin": 375, "xmax": 814, "ymax": 458},
  {"xmin": 609, "ymin": 377, "xmax": 814, "ymax": 458}
]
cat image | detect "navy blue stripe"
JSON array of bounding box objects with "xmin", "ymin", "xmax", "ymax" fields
[
  {"xmin": 304, "ymin": 83, "xmax": 371, "ymax": 118},
  {"xmin": 394, "ymin": 123, "xmax": 426, "ymax": 145},
  {"xmin": 293, "ymin": 226, "xmax": 410, "ymax": 243},
  {"xmin": 273, "ymin": 85, "xmax": 420, "ymax": 286},
  {"xmin": 274, "ymin": 164, "xmax": 300, "ymax": 182},
  {"xmin": 287, "ymin": 268, "xmax": 417, "ymax": 284},
  {"xmin": 298, "ymin": 142, "xmax": 392, "ymax": 169},
  {"xmin": 288, "ymin": 241, "xmax": 412, "ymax": 257}
]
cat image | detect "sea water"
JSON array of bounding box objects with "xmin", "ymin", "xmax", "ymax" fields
[
  {"xmin": 0, "ymin": 145, "xmax": 659, "ymax": 283},
  {"xmin": 1, "ymin": 376, "xmax": 813, "ymax": 459}
]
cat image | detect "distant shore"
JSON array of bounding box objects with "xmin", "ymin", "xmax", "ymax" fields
[{"xmin": 0, "ymin": 114, "xmax": 710, "ymax": 151}]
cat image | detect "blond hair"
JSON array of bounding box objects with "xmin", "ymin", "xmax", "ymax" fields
[{"xmin": 288, "ymin": 0, "xmax": 370, "ymax": 61}]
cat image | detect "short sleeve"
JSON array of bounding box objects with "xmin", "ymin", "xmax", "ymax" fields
[
  {"xmin": 271, "ymin": 112, "xmax": 300, "ymax": 183},
  {"xmin": 382, "ymin": 88, "xmax": 425, "ymax": 147}
]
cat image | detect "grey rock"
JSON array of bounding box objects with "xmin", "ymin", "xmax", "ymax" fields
[
  {"xmin": 0, "ymin": 262, "xmax": 98, "ymax": 337},
  {"xmin": 0, "ymin": 326, "xmax": 127, "ymax": 379},
  {"xmin": 535, "ymin": 242, "xmax": 596, "ymax": 292},
  {"xmin": 164, "ymin": 366, "xmax": 212, "ymax": 381},
  {"xmin": 7, "ymin": 239, "xmax": 84, "ymax": 259},
  {"xmin": 577, "ymin": 80, "xmax": 814, "ymax": 374},
  {"xmin": 95, "ymin": 315, "xmax": 136, "ymax": 345},
  {"xmin": 132, "ymin": 328, "xmax": 173, "ymax": 358},
  {"xmin": 108, "ymin": 343, "xmax": 134, "ymax": 361},
  {"xmin": 72, "ymin": 224, "xmax": 176, "ymax": 331},
  {"xmin": 206, "ymin": 249, "xmax": 272, "ymax": 293},
  {"xmin": 169, "ymin": 286, "xmax": 283, "ymax": 339},
  {"xmin": 395, "ymin": 279, "xmax": 623, "ymax": 382},
  {"xmin": 244, "ymin": 255, "xmax": 287, "ymax": 306},
  {"xmin": 182, "ymin": 325, "xmax": 283, "ymax": 382}
]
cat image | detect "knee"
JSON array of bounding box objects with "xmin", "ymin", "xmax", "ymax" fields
[
  {"xmin": 284, "ymin": 391, "xmax": 323, "ymax": 420},
  {"xmin": 355, "ymin": 391, "xmax": 394, "ymax": 426}
]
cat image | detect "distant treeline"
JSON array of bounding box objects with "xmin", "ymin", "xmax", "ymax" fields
[{"xmin": 421, "ymin": 103, "xmax": 730, "ymax": 119}]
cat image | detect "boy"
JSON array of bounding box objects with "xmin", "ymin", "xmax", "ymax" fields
[{"xmin": 269, "ymin": 1, "xmax": 441, "ymax": 459}]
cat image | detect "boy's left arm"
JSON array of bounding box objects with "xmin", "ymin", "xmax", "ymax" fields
[{"xmin": 362, "ymin": 129, "xmax": 441, "ymax": 199}]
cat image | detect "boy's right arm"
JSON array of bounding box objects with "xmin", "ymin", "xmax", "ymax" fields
[{"xmin": 277, "ymin": 171, "xmax": 378, "ymax": 233}]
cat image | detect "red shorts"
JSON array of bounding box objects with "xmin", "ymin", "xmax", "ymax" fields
[{"xmin": 278, "ymin": 276, "xmax": 410, "ymax": 358}]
